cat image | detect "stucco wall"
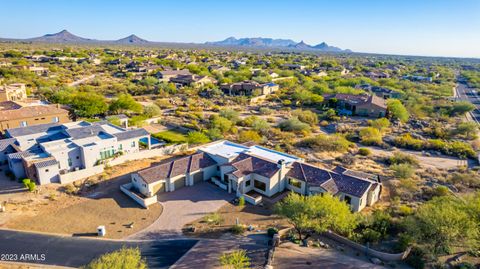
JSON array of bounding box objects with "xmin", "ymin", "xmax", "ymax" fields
[
  {"xmin": 36, "ymin": 164, "xmax": 60, "ymax": 185},
  {"xmin": 58, "ymin": 165, "xmax": 104, "ymax": 184}
]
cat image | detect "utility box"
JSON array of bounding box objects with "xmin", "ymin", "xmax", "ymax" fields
[{"xmin": 97, "ymin": 225, "xmax": 106, "ymax": 237}]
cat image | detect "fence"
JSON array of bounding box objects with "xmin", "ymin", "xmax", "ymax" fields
[
  {"xmin": 120, "ymin": 183, "xmax": 157, "ymax": 208},
  {"xmin": 323, "ymin": 230, "xmax": 411, "ymax": 261},
  {"xmin": 59, "ymin": 165, "xmax": 104, "ymax": 184},
  {"xmin": 107, "ymin": 144, "xmax": 187, "ymax": 166}
]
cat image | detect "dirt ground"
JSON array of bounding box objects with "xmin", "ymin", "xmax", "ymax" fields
[
  {"xmin": 185, "ymin": 202, "xmax": 290, "ymax": 238},
  {"xmin": 0, "ymin": 155, "xmax": 172, "ymax": 239}
]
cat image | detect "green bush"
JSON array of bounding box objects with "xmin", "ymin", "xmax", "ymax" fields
[
  {"xmin": 388, "ymin": 152, "xmax": 419, "ymax": 166},
  {"xmin": 82, "ymin": 246, "xmax": 147, "ymax": 269},
  {"xmin": 219, "ymin": 250, "xmax": 250, "ymax": 269},
  {"xmin": 238, "ymin": 196, "xmax": 245, "ymax": 207},
  {"xmin": 298, "ymin": 134, "xmax": 353, "ymax": 152},
  {"xmin": 231, "ymin": 224, "xmax": 246, "ymax": 234},
  {"xmin": 203, "ymin": 213, "xmax": 223, "ymax": 226},
  {"xmin": 267, "ymin": 227, "xmax": 279, "ymax": 237},
  {"xmin": 358, "ymin": 148, "xmax": 371, "ymax": 156},
  {"xmin": 397, "ymin": 205, "xmax": 414, "ymax": 216},
  {"xmin": 359, "ymin": 127, "xmax": 383, "ymax": 145},
  {"xmin": 434, "ymin": 186, "xmax": 450, "ymax": 196},
  {"xmin": 360, "ymin": 228, "xmax": 382, "ymax": 243},
  {"xmin": 22, "ymin": 178, "xmax": 36, "ymax": 192},
  {"xmin": 278, "ymin": 117, "xmax": 311, "ymax": 133},
  {"xmin": 186, "ymin": 131, "xmax": 210, "ymax": 145},
  {"xmin": 391, "ymin": 163, "xmax": 415, "ymax": 179}
]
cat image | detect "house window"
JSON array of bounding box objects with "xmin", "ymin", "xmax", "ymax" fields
[
  {"xmin": 254, "ymin": 180, "xmax": 266, "ymax": 192},
  {"xmin": 20, "ymin": 121, "xmax": 27, "ymax": 127},
  {"xmin": 68, "ymin": 158, "xmax": 72, "ymax": 166},
  {"xmin": 45, "ymin": 169, "xmax": 49, "ymax": 172},
  {"xmin": 133, "ymin": 178, "xmax": 137, "ymax": 182},
  {"xmin": 288, "ymin": 178, "xmax": 302, "ymax": 189},
  {"xmin": 118, "ymin": 144, "xmax": 123, "ymax": 151},
  {"xmin": 344, "ymin": 195, "xmax": 352, "ymax": 205},
  {"xmin": 131, "ymin": 141, "xmax": 136, "ymax": 147},
  {"xmin": 76, "ymin": 156, "xmax": 79, "ymax": 159},
  {"xmin": 245, "ymin": 179, "xmax": 251, "ymax": 187},
  {"xmin": 143, "ymin": 184, "xmax": 146, "ymax": 188},
  {"xmin": 52, "ymin": 117, "xmax": 59, "ymax": 123}
]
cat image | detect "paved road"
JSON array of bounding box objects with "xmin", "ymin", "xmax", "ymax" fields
[
  {"xmin": 0, "ymin": 230, "xmax": 197, "ymax": 268},
  {"xmin": 455, "ymin": 80, "xmax": 480, "ymax": 124}
]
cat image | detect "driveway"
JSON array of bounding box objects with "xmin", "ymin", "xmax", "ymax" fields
[
  {"xmin": 128, "ymin": 182, "xmax": 235, "ymax": 240},
  {"xmin": 0, "ymin": 229, "xmax": 197, "ymax": 269}
]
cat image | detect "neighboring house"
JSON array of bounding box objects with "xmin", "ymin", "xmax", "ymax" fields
[
  {"xmin": 208, "ymin": 65, "xmax": 230, "ymax": 73},
  {"xmin": 0, "ymin": 83, "xmax": 27, "ymax": 102},
  {"xmin": 170, "ymin": 74, "xmax": 217, "ymax": 88},
  {"xmin": 155, "ymin": 69, "xmax": 192, "ymax": 82},
  {"xmin": 1, "ymin": 121, "xmax": 150, "ymax": 185},
  {"xmin": 128, "ymin": 140, "xmax": 381, "ymax": 212},
  {"xmin": 221, "ymin": 81, "xmax": 279, "ymax": 96},
  {"xmin": 357, "ymin": 84, "xmax": 402, "ymax": 99},
  {"xmin": 323, "ymin": 93, "xmax": 387, "ymax": 118},
  {"xmin": 282, "ymin": 64, "xmax": 305, "ymax": 70},
  {"xmin": 28, "ymin": 66, "xmax": 48, "ymax": 76},
  {"xmin": 0, "ymin": 103, "xmax": 70, "ymax": 131},
  {"xmin": 402, "ymin": 75, "xmax": 433, "ymax": 82}
]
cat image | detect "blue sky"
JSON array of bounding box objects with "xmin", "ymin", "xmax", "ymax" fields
[{"xmin": 1, "ymin": 0, "xmax": 480, "ymax": 58}]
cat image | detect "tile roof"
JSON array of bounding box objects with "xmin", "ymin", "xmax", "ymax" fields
[
  {"xmin": 0, "ymin": 138, "xmax": 17, "ymax": 151},
  {"xmin": 137, "ymin": 152, "xmax": 217, "ymax": 184},
  {"xmin": 113, "ymin": 128, "xmax": 149, "ymax": 141},
  {"xmin": 33, "ymin": 158, "xmax": 58, "ymax": 169},
  {"xmin": 228, "ymin": 153, "xmax": 280, "ymax": 179},
  {"xmin": 0, "ymin": 105, "xmax": 68, "ymax": 122},
  {"xmin": 286, "ymin": 162, "xmax": 374, "ymax": 198},
  {"xmin": 65, "ymin": 125, "xmax": 106, "ymax": 139},
  {"xmin": 6, "ymin": 122, "xmax": 64, "ymax": 137}
]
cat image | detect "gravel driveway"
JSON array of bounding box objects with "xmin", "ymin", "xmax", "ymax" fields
[{"xmin": 128, "ymin": 182, "xmax": 235, "ymax": 240}]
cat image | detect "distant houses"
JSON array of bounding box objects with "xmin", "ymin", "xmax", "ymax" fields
[
  {"xmin": 220, "ymin": 80, "xmax": 279, "ymax": 96},
  {"xmin": 0, "ymin": 83, "xmax": 27, "ymax": 102}
]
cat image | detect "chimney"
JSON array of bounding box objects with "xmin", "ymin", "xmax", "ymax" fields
[{"xmin": 277, "ymin": 159, "xmax": 286, "ymax": 169}]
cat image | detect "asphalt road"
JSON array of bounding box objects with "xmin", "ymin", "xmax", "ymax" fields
[
  {"xmin": 455, "ymin": 81, "xmax": 480, "ymax": 124},
  {"xmin": 0, "ymin": 230, "xmax": 197, "ymax": 268}
]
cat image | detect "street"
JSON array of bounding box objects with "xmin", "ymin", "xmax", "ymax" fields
[
  {"xmin": 0, "ymin": 229, "xmax": 197, "ymax": 268},
  {"xmin": 455, "ymin": 80, "xmax": 480, "ymax": 124}
]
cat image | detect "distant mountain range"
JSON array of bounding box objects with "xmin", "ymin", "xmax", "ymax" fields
[
  {"xmin": 0, "ymin": 30, "xmax": 351, "ymax": 52},
  {"xmin": 207, "ymin": 37, "xmax": 351, "ymax": 52}
]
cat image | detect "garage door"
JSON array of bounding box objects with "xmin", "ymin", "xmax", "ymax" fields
[
  {"xmin": 193, "ymin": 171, "xmax": 204, "ymax": 184},
  {"xmin": 174, "ymin": 176, "xmax": 186, "ymax": 190},
  {"xmin": 152, "ymin": 182, "xmax": 165, "ymax": 194}
]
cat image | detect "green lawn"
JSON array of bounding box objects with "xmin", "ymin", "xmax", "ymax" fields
[{"xmin": 152, "ymin": 130, "xmax": 187, "ymax": 144}]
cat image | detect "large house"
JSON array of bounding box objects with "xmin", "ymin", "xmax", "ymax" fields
[
  {"xmin": 323, "ymin": 93, "xmax": 387, "ymax": 118},
  {"xmin": 155, "ymin": 69, "xmax": 191, "ymax": 82},
  {"xmin": 0, "ymin": 102, "xmax": 70, "ymax": 131},
  {"xmin": 128, "ymin": 140, "xmax": 381, "ymax": 212},
  {"xmin": 0, "ymin": 121, "xmax": 150, "ymax": 185},
  {"xmin": 0, "ymin": 83, "xmax": 27, "ymax": 102},
  {"xmin": 170, "ymin": 74, "xmax": 217, "ymax": 88},
  {"xmin": 220, "ymin": 81, "xmax": 279, "ymax": 96}
]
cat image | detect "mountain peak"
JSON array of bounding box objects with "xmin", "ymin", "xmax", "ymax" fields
[
  {"xmin": 115, "ymin": 34, "xmax": 149, "ymax": 44},
  {"xmin": 29, "ymin": 30, "xmax": 93, "ymax": 43}
]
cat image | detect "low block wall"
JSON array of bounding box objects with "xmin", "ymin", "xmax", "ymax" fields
[
  {"xmin": 108, "ymin": 144, "xmax": 187, "ymax": 166},
  {"xmin": 59, "ymin": 165, "xmax": 104, "ymax": 184},
  {"xmin": 120, "ymin": 183, "xmax": 157, "ymax": 208},
  {"xmin": 244, "ymin": 194, "xmax": 262, "ymax": 205},
  {"xmin": 323, "ymin": 231, "xmax": 411, "ymax": 261}
]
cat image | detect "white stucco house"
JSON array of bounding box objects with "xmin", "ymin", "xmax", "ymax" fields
[
  {"xmin": 128, "ymin": 140, "xmax": 381, "ymax": 212},
  {"xmin": 0, "ymin": 120, "xmax": 150, "ymax": 185}
]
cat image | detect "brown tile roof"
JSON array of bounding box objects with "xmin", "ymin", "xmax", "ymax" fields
[
  {"xmin": 137, "ymin": 152, "xmax": 217, "ymax": 184},
  {"xmin": 287, "ymin": 162, "xmax": 374, "ymax": 198},
  {"xmin": 228, "ymin": 153, "xmax": 279, "ymax": 179},
  {"xmin": 0, "ymin": 105, "xmax": 68, "ymax": 121}
]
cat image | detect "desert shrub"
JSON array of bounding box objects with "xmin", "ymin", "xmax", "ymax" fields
[
  {"xmin": 387, "ymin": 99, "xmax": 409, "ymax": 122},
  {"xmin": 452, "ymin": 122, "xmax": 478, "ymax": 140},
  {"xmin": 447, "ymin": 171, "xmax": 480, "ymax": 188},
  {"xmin": 210, "ymin": 115, "xmax": 234, "ymax": 134},
  {"xmin": 359, "ymin": 228, "xmax": 382, "ymax": 243},
  {"xmin": 387, "ymin": 152, "xmax": 419, "ymax": 166},
  {"xmin": 359, "ymin": 127, "xmax": 383, "ymax": 145},
  {"xmin": 231, "ymin": 224, "xmax": 246, "ymax": 234},
  {"xmin": 64, "ymin": 184, "xmax": 78, "ymax": 195},
  {"xmin": 83, "ymin": 247, "xmax": 146, "ymax": 269},
  {"xmin": 397, "ymin": 205, "xmax": 414, "ymax": 216},
  {"xmin": 292, "ymin": 109, "xmax": 318, "ymax": 126},
  {"xmin": 238, "ymin": 196, "xmax": 245, "ymax": 207},
  {"xmin": 267, "ymin": 227, "xmax": 279, "ymax": 237},
  {"xmin": 278, "ymin": 117, "xmax": 311, "ymax": 133},
  {"xmin": 368, "ymin": 118, "xmax": 391, "ymax": 132},
  {"xmin": 405, "ymin": 246, "xmax": 426, "ymax": 269},
  {"xmin": 358, "ymin": 148, "xmax": 371, "ymax": 156},
  {"xmin": 22, "ymin": 178, "xmax": 36, "ymax": 192},
  {"xmin": 219, "ymin": 108, "xmax": 240, "ymax": 123},
  {"xmin": 259, "ymin": 107, "xmax": 272, "ymax": 115},
  {"xmin": 298, "ymin": 134, "xmax": 352, "ymax": 152},
  {"xmin": 393, "ymin": 134, "xmax": 425, "ymax": 150},
  {"xmin": 238, "ymin": 130, "xmax": 262, "ymax": 143},
  {"xmin": 203, "ymin": 213, "xmax": 223, "ymax": 226},
  {"xmin": 219, "ymin": 250, "xmax": 250, "ymax": 269},
  {"xmin": 450, "ymin": 101, "xmax": 475, "ymax": 116},
  {"xmin": 391, "ymin": 163, "xmax": 415, "ymax": 179},
  {"xmin": 434, "ymin": 186, "xmax": 450, "ymax": 196}
]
